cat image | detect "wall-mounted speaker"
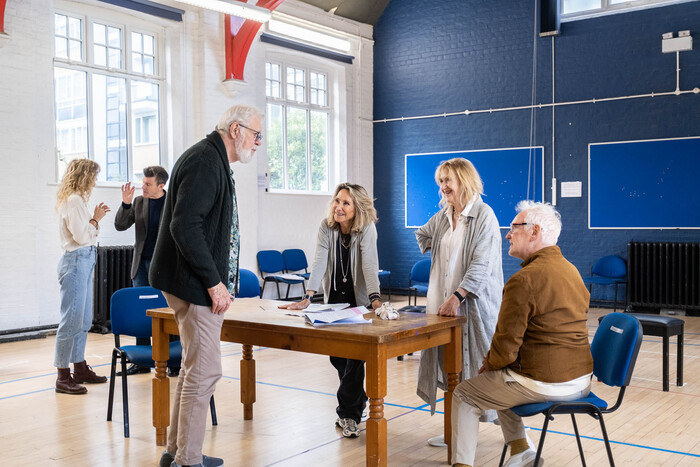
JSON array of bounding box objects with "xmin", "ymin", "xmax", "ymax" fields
[{"xmin": 540, "ymin": 0, "xmax": 560, "ymax": 37}]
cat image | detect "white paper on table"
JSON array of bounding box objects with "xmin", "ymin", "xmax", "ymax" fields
[
  {"xmin": 304, "ymin": 307, "xmax": 371, "ymax": 326},
  {"xmin": 304, "ymin": 302, "xmax": 351, "ymax": 313}
]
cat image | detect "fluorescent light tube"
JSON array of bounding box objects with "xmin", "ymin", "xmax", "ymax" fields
[{"xmin": 174, "ymin": 0, "xmax": 271, "ymax": 22}]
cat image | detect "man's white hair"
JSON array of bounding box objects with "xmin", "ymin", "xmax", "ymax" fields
[
  {"xmin": 515, "ymin": 200, "xmax": 561, "ymax": 245},
  {"xmin": 215, "ymin": 105, "xmax": 263, "ymax": 134}
]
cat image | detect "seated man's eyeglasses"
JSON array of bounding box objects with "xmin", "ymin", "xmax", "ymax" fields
[
  {"xmin": 509, "ymin": 222, "xmax": 532, "ymax": 233},
  {"xmin": 238, "ymin": 123, "xmax": 263, "ymax": 142}
]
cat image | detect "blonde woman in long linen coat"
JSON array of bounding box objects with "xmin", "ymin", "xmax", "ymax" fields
[{"xmin": 414, "ymin": 158, "xmax": 503, "ymax": 446}]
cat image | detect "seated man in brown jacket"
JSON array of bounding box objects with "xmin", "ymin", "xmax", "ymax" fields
[{"xmin": 451, "ymin": 201, "xmax": 593, "ymax": 467}]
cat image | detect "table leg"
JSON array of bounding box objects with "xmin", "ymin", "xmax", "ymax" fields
[
  {"xmin": 241, "ymin": 344, "xmax": 256, "ymax": 420},
  {"xmin": 444, "ymin": 326, "xmax": 463, "ymax": 465},
  {"xmin": 152, "ymin": 317, "xmax": 171, "ymax": 446},
  {"xmin": 365, "ymin": 347, "xmax": 388, "ymax": 467}
]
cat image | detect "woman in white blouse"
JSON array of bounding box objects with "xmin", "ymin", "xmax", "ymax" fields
[
  {"xmin": 414, "ymin": 158, "xmax": 504, "ymax": 446},
  {"xmin": 54, "ymin": 159, "xmax": 111, "ymax": 394}
]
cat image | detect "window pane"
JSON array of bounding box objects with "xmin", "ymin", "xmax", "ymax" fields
[
  {"xmin": 310, "ymin": 111, "xmax": 328, "ymax": 192},
  {"xmin": 94, "ymin": 23, "xmax": 106, "ymax": 45},
  {"xmin": 92, "ymin": 74, "xmax": 128, "ymax": 182},
  {"xmin": 266, "ymin": 103, "xmax": 284, "ymax": 190},
  {"xmin": 54, "ymin": 67, "xmax": 88, "ymax": 180},
  {"xmin": 109, "ymin": 48, "xmax": 121, "ymax": 68},
  {"xmin": 144, "ymin": 35, "xmax": 154, "ymax": 55},
  {"xmin": 562, "ymin": 0, "xmax": 601, "ymax": 14},
  {"xmin": 286, "ymin": 107, "xmax": 308, "ymax": 190},
  {"xmin": 69, "ymin": 40, "xmax": 82, "ymax": 61},
  {"xmin": 68, "ymin": 17, "xmax": 82, "ymax": 40},
  {"xmin": 131, "ymin": 80, "xmax": 161, "ymax": 180},
  {"xmin": 144, "ymin": 56, "xmax": 154, "ymax": 75},
  {"xmin": 132, "ymin": 32, "xmax": 142, "ymax": 53},
  {"xmin": 94, "ymin": 45, "xmax": 106, "ymax": 67},
  {"xmin": 108, "ymin": 27, "xmax": 121, "ymax": 48},
  {"xmin": 55, "ymin": 14, "xmax": 67, "ymax": 37}
]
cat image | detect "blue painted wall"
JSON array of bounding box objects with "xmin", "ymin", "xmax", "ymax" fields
[{"xmin": 373, "ymin": 0, "xmax": 700, "ymax": 299}]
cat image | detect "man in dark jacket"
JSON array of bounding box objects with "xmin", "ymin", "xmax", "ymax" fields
[
  {"xmin": 114, "ymin": 165, "xmax": 171, "ymax": 376},
  {"xmin": 151, "ymin": 105, "xmax": 262, "ymax": 467},
  {"xmin": 450, "ymin": 201, "xmax": 593, "ymax": 467}
]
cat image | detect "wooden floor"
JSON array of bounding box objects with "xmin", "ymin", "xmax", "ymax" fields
[{"xmin": 1, "ymin": 298, "xmax": 699, "ymax": 466}]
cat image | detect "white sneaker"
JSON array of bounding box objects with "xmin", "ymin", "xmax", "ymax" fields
[
  {"xmin": 361, "ymin": 408, "xmax": 368, "ymax": 422},
  {"xmin": 503, "ymin": 448, "xmax": 544, "ymax": 467},
  {"xmin": 427, "ymin": 434, "xmax": 447, "ymax": 447}
]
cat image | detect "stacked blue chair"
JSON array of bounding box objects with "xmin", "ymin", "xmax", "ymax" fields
[
  {"xmin": 237, "ymin": 268, "xmax": 261, "ymax": 298},
  {"xmin": 282, "ymin": 249, "xmax": 311, "ymax": 281},
  {"xmin": 107, "ymin": 286, "xmax": 217, "ymax": 437},
  {"xmin": 408, "ymin": 258, "xmax": 431, "ymax": 307},
  {"xmin": 257, "ymin": 250, "xmax": 305, "ymax": 299},
  {"xmin": 378, "ymin": 269, "xmax": 391, "ymax": 300},
  {"xmin": 583, "ymin": 255, "xmax": 627, "ymax": 312},
  {"xmin": 497, "ymin": 312, "xmax": 643, "ymax": 467}
]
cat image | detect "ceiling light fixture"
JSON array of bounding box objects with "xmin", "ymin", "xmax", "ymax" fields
[
  {"xmin": 268, "ymin": 19, "xmax": 350, "ymax": 52},
  {"xmin": 173, "ymin": 0, "xmax": 271, "ymax": 22}
]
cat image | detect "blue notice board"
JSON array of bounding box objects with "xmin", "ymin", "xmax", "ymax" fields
[
  {"xmin": 589, "ymin": 137, "xmax": 700, "ymax": 229},
  {"xmin": 405, "ymin": 147, "xmax": 544, "ymax": 228}
]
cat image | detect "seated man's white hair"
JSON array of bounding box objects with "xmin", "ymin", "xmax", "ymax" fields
[{"xmin": 515, "ymin": 200, "xmax": 562, "ymax": 245}]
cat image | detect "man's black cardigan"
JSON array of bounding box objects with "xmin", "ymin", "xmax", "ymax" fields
[{"xmin": 150, "ymin": 131, "xmax": 234, "ymax": 306}]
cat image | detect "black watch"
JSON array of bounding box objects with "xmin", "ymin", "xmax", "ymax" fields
[
  {"xmin": 303, "ymin": 293, "xmax": 314, "ymax": 302},
  {"xmin": 453, "ymin": 291, "xmax": 466, "ymax": 303}
]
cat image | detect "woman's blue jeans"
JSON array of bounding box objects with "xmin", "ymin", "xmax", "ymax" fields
[{"xmin": 54, "ymin": 246, "xmax": 96, "ymax": 368}]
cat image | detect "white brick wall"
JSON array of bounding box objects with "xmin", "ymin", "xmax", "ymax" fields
[{"xmin": 0, "ymin": 0, "xmax": 374, "ymax": 330}]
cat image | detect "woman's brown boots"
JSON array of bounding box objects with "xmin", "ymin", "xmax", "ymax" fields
[
  {"xmin": 55, "ymin": 368, "xmax": 87, "ymax": 394},
  {"xmin": 55, "ymin": 361, "xmax": 107, "ymax": 394}
]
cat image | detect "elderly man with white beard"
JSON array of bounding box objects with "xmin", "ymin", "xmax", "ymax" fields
[{"xmin": 150, "ymin": 104, "xmax": 263, "ymax": 467}]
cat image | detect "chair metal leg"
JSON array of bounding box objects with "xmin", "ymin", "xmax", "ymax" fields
[
  {"xmin": 210, "ymin": 395, "xmax": 218, "ymax": 426},
  {"xmin": 120, "ymin": 357, "xmax": 130, "ymax": 438},
  {"xmin": 677, "ymin": 327, "xmax": 684, "ymax": 387},
  {"xmin": 663, "ymin": 334, "xmax": 670, "ymax": 392},
  {"xmin": 534, "ymin": 415, "xmax": 552, "ymax": 467},
  {"xmin": 498, "ymin": 443, "xmax": 508, "ymax": 466},
  {"xmin": 285, "ymin": 283, "xmax": 291, "ymax": 299},
  {"xmin": 570, "ymin": 414, "xmax": 587, "ymax": 466},
  {"xmin": 107, "ymin": 350, "xmax": 117, "ymax": 421},
  {"xmin": 275, "ymin": 282, "xmax": 281, "ymax": 299},
  {"xmin": 261, "ymin": 281, "xmax": 266, "ymax": 296},
  {"xmin": 595, "ymin": 411, "xmax": 615, "ymax": 466}
]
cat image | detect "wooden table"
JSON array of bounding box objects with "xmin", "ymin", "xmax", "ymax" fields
[{"xmin": 148, "ymin": 299, "xmax": 465, "ymax": 466}]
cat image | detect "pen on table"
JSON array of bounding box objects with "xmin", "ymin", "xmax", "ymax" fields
[{"xmin": 259, "ymin": 306, "xmax": 265, "ymax": 311}]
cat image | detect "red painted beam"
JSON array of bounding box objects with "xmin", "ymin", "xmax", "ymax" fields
[
  {"xmin": 225, "ymin": 0, "xmax": 285, "ymax": 81},
  {"xmin": 0, "ymin": 0, "xmax": 7, "ymax": 33}
]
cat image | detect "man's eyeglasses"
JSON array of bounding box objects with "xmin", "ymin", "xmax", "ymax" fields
[
  {"xmin": 508, "ymin": 222, "xmax": 532, "ymax": 233},
  {"xmin": 238, "ymin": 123, "xmax": 263, "ymax": 142}
]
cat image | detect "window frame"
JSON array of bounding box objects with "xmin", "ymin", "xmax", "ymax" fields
[
  {"xmin": 53, "ymin": 4, "xmax": 166, "ymax": 185},
  {"xmin": 265, "ymin": 54, "xmax": 335, "ymax": 195},
  {"xmin": 561, "ymin": 0, "xmax": 692, "ymax": 21}
]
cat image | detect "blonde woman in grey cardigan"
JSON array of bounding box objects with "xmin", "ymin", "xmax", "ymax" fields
[
  {"xmin": 280, "ymin": 183, "xmax": 382, "ymax": 438},
  {"xmin": 415, "ymin": 158, "xmax": 503, "ymax": 447}
]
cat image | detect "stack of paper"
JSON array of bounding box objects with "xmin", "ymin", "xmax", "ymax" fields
[
  {"xmin": 304, "ymin": 303, "xmax": 350, "ymax": 312},
  {"xmin": 304, "ymin": 307, "xmax": 371, "ymax": 326},
  {"xmin": 273, "ymin": 273, "xmax": 306, "ymax": 281}
]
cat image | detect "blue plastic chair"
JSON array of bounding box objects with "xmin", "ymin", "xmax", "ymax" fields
[
  {"xmin": 107, "ymin": 287, "xmax": 217, "ymax": 437},
  {"xmin": 408, "ymin": 258, "xmax": 431, "ymax": 306},
  {"xmin": 237, "ymin": 268, "xmax": 261, "ymax": 298},
  {"xmin": 257, "ymin": 250, "xmax": 305, "ymax": 299},
  {"xmin": 378, "ymin": 269, "xmax": 391, "ymax": 300},
  {"xmin": 497, "ymin": 312, "xmax": 643, "ymax": 467},
  {"xmin": 282, "ymin": 249, "xmax": 311, "ymax": 281},
  {"xmin": 583, "ymin": 255, "xmax": 627, "ymax": 312}
]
